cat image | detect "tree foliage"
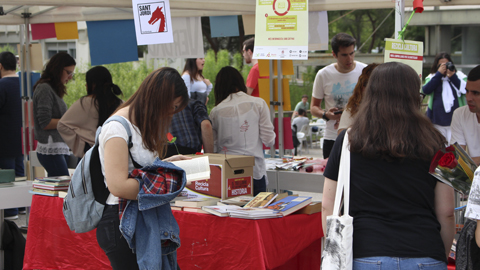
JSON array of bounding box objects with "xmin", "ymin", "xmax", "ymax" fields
[{"xmin": 64, "ymin": 61, "xmax": 154, "ymax": 107}]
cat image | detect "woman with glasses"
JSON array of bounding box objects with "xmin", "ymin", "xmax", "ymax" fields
[
  {"xmin": 323, "ymin": 62, "xmax": 454, "ymax": 270},
  {"xmin": 33, "ymin": 52, "xmax": 76, "ymax": 177},
  {"xmin": 58, "ymin": 66, "xmax": 123, "ymax": 158}
]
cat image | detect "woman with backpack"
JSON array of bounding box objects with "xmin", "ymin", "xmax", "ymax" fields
[
  {"xmin": 58, "ymin": 66, "xmax": 123, "ymax": 158},
  {"xmin": 96, "ymin": 67, "xmax": 190, "ymax": 269},
  {"xmin": 33, "ymin": 52, "xmax": 76, "ymax": 177}
]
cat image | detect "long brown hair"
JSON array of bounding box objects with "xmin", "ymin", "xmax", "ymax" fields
[
  {"xmin": 349, "ymin": 62, "xmax": 446, "ymax": 161},
  {"xmin": 117, "ymin": 67, "xmax": 188, "ymax": 158},
  {"xmin": 213, "ymin": 66, "xmax": 246, "ymax": 106},
  {"xmin": 182, "ymin": 58, "xmax": 204, "ymax": 83},
  {"xmin": 345, "ymin": 63, "xmax": 378, "ymax": 117},
  {"xmin": 33, "ymin": 52, "xmax": 76, "ymax": 98}
]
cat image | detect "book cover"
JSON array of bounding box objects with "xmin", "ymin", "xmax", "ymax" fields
[
  {"xmin": 202, "ymin": 205, "xmax": 242, "ymax": 217},
  {"xmin": 243, "ymin": 192, "xmax": 277, "ymax": 208},
  {"xmin": 219, "ymin": 195, "xmax": 254, "ymax": 206},
  {"xmin": 266, "ymin": 196, "xmax": 312, "ymax": 216},
  {"xmin": 33, "ymin": 180, "xmax": 70, "ymax": 186},
  {"xmin": 171, "ymin": 206, "xmax": 184, "ymax": 211},
  {"xmin": 175, "ymin": 197, "xmax": 219, "ymax": 207}
]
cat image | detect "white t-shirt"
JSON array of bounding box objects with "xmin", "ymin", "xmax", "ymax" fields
[
  {"xmin": 311, "ymin": 61, "xmax": 366, "ymax": 140},
  {"xmin": 209, "ymin": 92, "xmax": 275, "ymax": 180},
  {"xmin": 98, "ymin": 116, "xmax": 156, "ymax": 205},
  {"xmin": 450, "ymin": 106, "xmax": 480, "ymax": 158},
  {"xmin": 291, "ymin": 116, "xmax": 310, "ymax": 133}
]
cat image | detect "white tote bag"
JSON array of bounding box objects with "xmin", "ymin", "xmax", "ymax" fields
[{"xmin": 321, "ymin": 131, "xmax": 353, "ymax": 270}]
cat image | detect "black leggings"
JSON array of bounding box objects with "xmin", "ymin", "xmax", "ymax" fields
[{"xmin": 96, "ymin": 205, "xmax": 139, "ymax": 270}]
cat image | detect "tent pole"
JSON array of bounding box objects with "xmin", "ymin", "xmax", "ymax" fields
[
  {"xmin": 19, "ymin": 23, "xmax": 28, "ymax": 179},
  {"xmin": 277, "ymin": 60, "xmax": 283, "ymax": 158},
  {"xmin": 394, "ymin": 0, "xmax": 405, "ymax": 39}
]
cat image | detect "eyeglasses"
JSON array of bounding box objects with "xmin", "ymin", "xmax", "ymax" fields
[{"xmin": 64, "ymin": 69, "xmax": 74, "ymax": 77}]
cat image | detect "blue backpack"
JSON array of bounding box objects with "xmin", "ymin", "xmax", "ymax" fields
[{"xmin": 63, "ymin": 116, "xmax": 141, "ymax": 233}]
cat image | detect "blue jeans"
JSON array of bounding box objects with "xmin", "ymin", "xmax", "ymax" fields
[
  {"xmin": 36, "ymin": 153, "xmax": 70, "ymax": 177},
  {"xmin": 353, "ymin": 257, "xmax": 447, "ymax": 270},
  {"xmin": 253, "ymin": 175, "xmax": 267, "ymax": 196}
]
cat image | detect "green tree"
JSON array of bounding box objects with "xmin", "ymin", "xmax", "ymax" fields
[{"xmin": 64, "ymin": 61, "xmax": 154, "ymax": 107}]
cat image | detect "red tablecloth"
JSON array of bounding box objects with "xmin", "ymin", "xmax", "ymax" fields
[{"xmin": 24, "ymin": 195, "xmax": 323, "ymax": 270}]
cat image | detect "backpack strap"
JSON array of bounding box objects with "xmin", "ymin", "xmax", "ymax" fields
[{"xmin": 103, "ymin": 116, "xmax": 142, "ymax": 169}]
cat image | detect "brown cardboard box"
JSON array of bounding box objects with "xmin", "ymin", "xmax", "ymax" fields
[
  {"xmin": 294, "ymin": 201, "xmax": 322, "ymax": 215},
  {"xmin": 184, "ymin": 154, "xmax": 255, "ymax": 200}
]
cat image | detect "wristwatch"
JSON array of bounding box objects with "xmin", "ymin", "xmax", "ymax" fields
[{"xmin": 322, "ymin": 111, "xmax": 329, "ymax": 121}]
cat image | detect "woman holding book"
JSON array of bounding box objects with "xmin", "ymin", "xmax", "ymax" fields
[
  {"xmin": 96, "ymin": 67, "xmax": 190, "ymax": 269},
  {"xmin": 58, "ymin": 66, "xmax": 123, "ymax": 158},
  {"xmin": 210, "ymin": 66, "xmax": 275, "ymax": 196},
  {"xmin": 322, "ymin": 62, "xmax": 455, "ymax": 269},
  {"xmin": 33, "ymin": 52, "xmax": 76, "ymax": 177}
]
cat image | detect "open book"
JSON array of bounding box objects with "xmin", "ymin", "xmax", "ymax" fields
[{"xmin": 171, "ymin": 156, "xmax": 210, "ymax": 183}]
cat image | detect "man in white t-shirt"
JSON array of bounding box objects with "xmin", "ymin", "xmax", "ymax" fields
[
  {"xmin": 450, "ymin": 65, "xmax": 480, "ymax": 165},
  {"xmin": 310, "ymin": 33, "xmax": 366, "ymax": 158}
]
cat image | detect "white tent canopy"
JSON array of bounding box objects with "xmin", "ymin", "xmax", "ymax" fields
[{"xmin": 1, "ymin": 0, "xmax": 478, "ymax": 24}]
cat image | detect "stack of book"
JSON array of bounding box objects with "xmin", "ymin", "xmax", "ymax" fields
[
  {"xmin": 202, "ymin": 193, "xmax": 314, "ymax": 219},
  {"xmin": 174, "ymin": 197, "xmax": 220, "ymax": 213},
  {"xmin": 30, "ymin": 176, "xmax": 71, "ymax": 197}
]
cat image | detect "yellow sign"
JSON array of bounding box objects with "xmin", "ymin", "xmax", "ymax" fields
[
  {"xmin": 384, "ymin": 38, "xmax": 424, "ymax": 79},
  {"xmin": 254, "ymin": 0, "xmax": 309, "ymax": 60}
]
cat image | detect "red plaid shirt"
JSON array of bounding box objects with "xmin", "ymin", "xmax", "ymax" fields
[{"xmin": 119, "ymin": 168, "xmax": 181, "ymax": 220}]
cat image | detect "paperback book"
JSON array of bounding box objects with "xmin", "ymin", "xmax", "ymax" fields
[
  {"xmin": 174, "ymin": 197, "xmax": 219, "ymax": 207},
  {"xmin": 243, "ymin": 192, "xmax": 277, "ymax": 208},
  {"xmin": 266, "ymin": 196, "xmax": 312, "ymax": 216},
  {"xmin": 218, "ymin": 195, "xmax": 254, "ymax": 206},
  {"xmin": 30, "ymin": 188, "xmax": 62, "ymax": 197},
  {"xmin": 228, "ymin": 208, "xmax": 280, "ymax": 219},
  {"xmin": 202, "ymin": 205, "xmax": 242, "ymax": 217}
]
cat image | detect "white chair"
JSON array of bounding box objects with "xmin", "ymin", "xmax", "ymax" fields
[
  {"xmin": 296, "ymin": 131, "xmax": 307, "ymax": 155},
  {"xmin": 298, "ymin": 124, "xmax": 310, "ymax": 154}
]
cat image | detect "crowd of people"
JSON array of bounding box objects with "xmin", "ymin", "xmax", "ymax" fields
[{"xmin": 2, "ymin": 30, "xmax": 480, "ymax": 269}]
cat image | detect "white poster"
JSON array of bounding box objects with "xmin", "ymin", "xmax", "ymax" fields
[
  {"xmin": 147, "ymin": 17, "xmax": 204, "ymax": 59},
  {"xmin": 132, "ymin": 0, "xmax": 173, "ymax": 45},
  {"xmin": 309, "ymin": 11, "xmax": 328, "ymax": 51}
]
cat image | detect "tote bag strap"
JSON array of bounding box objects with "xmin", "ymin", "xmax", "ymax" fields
[{"xmin": 332, "ymin": 130, "xmax": 351, "ymax": 216}]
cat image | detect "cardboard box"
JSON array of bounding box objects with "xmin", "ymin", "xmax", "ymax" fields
[
  {"xmin": 294, "ymin": 201, "xmax": 322, "ymax": 215},
  {"xmin": 184, "ymin": 153, "xmax": 255, "ymax": 200}
]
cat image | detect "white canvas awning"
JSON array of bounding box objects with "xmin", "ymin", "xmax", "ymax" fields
[{"xmin": 1, "ymin": 0, "xmax": 478, "ymax": 25}]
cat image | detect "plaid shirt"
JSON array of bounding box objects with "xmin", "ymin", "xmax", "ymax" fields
[
  {"xmin": 169, "ymin": 99, "xmax": 211, "ymax": 152},
  {"xmin": 119, "ymin": 168, "xmax": 181, "ymax": 220}
]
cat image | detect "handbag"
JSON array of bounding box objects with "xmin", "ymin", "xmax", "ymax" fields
[{"xmin": 321, "ymin": 130, "xmax": 353, "ymax": 270}]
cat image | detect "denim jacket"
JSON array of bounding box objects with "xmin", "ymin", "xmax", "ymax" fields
[{"xmin": 119, "ymin": 158, "xmax": 186, "ymax": 270}]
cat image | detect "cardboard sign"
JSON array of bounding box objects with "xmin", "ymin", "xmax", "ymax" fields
[{"xmin": 132, "ymin": 0, "xmax": 173, "ymax": 45}]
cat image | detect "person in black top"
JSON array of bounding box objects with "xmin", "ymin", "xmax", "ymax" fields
[
  {"xmin": 322, "ymin": 62, "xmax": 455, "ymax": 269},
  {"xmin": 0, "ymin": 51, "xmax": 24, "ymax": 219}
]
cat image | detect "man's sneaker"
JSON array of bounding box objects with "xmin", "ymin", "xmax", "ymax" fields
[
  {"xmin": 19, "ymin": 210, "xmax": 27, "ymax": 214},
  {"xmin": 4, "ymin": 215, "xmax": 19, "ymax": 220}
]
